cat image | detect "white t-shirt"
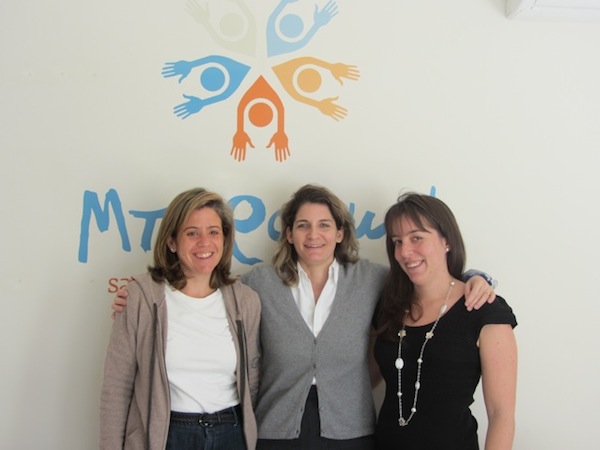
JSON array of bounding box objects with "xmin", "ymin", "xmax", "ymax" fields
[{"xmin": 165, "ymin": 286, "xmax": 239, "ymax": 413}]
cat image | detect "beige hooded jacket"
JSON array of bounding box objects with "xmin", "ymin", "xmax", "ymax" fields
[{"xmin": 100, "ymin": 273, "xmax": 261, "ymax": 450}]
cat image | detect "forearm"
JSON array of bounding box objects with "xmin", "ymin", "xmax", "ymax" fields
[
  {"xmin": 485, "ymin": 412, "xmax": 515, "ymax": 450},
  {"xmin": 481, "ymin": 325, "xmax": 517, "ymax": 450}
]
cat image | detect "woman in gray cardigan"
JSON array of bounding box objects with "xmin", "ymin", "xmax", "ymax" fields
[
  {"xmin": 101, "ymin": 188, "xmax": 261, "ymax": 450},
  {"xmin": 241, "ymin": 184, "xmax": 495, "ymax": 450}
]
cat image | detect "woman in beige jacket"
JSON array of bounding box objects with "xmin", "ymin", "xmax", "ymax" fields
[{"xmin": 100, "ymin": 188, "xmax": 261, "ymax": 450}]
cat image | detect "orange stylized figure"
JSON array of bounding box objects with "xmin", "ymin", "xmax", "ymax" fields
[
  {"xmin": 231, "ymin": 76, "xmax": 290, "ymax": 162},
  {"xmin": 272, "ymin": 57, "xmax": 360, "ymax": 121}
]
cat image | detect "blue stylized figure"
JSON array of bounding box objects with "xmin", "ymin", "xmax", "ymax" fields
[
  {"xmin": 266, "ymin": 0, "xmax": 338, "ymax": 57},
  {"xmin": 162, "ymin": 55, "xmax": 251, "ymax": 119}
]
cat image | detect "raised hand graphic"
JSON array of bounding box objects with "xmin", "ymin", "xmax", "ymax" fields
[
  {"xmin": 330, "ymin": 63, "xmax": 360, "ymax": 85},
  {"xmin": 313, "ymin": 0, "xmax": 338, "ymax": 28},
  {"xmin": 315, "ymin": 97, "xmax": 347, "ymax": 121},
  {"xmin": 267, "ymin": 130, "xmax": 290, "ymax": 162},
  {"xmin": 230, "ymin": 131, "xmax": 255, "ymax": 162},
  {"xmin": 173, "ymin": 94, "xmax": 205, "ymax": 119},
  {"xmin": 162, "ymin": 60, "xmax": 196, "ymax": 84},
  {"xmin": 186, "ymin": 0, "xmax": 209, "ymax": 26}
]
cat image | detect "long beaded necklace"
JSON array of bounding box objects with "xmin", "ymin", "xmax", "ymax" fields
[{"xmin": 395, "ymin": 280, "xmax": 455, "ymax": 427}]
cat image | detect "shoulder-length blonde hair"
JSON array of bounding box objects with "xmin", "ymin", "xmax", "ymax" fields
[
  {"xmin": 148, "ymin": 187, "xmax": 235, "ymax": 290},
  {"xmin": 272, "ymin": 184, "xmax": 359, "ymax": 286}
]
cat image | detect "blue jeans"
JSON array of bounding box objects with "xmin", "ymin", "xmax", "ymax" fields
[{"xmin": 166, "ymin": 406, "xmax": 246, "ymax": 450}]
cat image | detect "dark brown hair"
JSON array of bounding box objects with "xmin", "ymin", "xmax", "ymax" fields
[{"xmin": 376, "ymin": 192, "xmax": 465, "ymax": 339}]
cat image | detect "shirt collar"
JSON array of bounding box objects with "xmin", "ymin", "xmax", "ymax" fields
[{"xmin": 297, "ymin": 259, "xmax": 340, "ymax": 284}]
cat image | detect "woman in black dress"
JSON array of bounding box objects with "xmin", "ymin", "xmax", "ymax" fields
[{"xmin": 372, "ymin": 193, "xmax": 517, "ymax": 450}]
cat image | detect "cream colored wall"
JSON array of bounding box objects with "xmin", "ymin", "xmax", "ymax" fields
[{"xmin": 1, "ymin": 1, "xmax": 599, "ymax": 448}]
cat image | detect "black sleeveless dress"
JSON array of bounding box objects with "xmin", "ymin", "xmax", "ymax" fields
[{"xmin": 374, "ymin": 296, "xmax": 517, "ymax": 450}]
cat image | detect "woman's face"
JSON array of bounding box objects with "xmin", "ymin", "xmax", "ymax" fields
[
  {"xmin": 390, "ymin": 215, "xmax": 449, "ymax": 286},
  {"xmin": 168, "ymin": 207, "xmax": 224, "ymax": 280},
  {"xmin": 286, "ymin": 202, "xmax": 344, "ymax": 271}
]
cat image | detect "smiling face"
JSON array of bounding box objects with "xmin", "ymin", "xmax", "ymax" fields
[
  {"xmin": 168, "ymin": 207, "xmax": 224, "ymax": 281},
  {"xmin": 286, "ymin": 202, "xmax": 344, "ymax": 271},
  {"xmin": 390, "ymin": 216, "xmax": 450, "ymax": 287}
]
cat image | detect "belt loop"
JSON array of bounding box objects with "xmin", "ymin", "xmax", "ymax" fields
[{"xmin": 232, "ymin": 404, "xmax": 240, "ymax": 425}]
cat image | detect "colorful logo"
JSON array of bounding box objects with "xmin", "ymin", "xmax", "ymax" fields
[{"xmin": 162, "ymin": 0, "xmax": 360, "ymax": 162}]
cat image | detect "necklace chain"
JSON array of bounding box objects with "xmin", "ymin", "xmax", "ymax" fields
[{"xmin": 396, "ymin": 280, "xmax": 455, "ymax": 427}]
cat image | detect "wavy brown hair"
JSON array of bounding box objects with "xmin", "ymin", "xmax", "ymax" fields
[
  {"xmin": 375, "ymin": 192, "xmax": 466, "ymax": 339},
  {"xmin": 272, "ymin": 184, "xmax": 359, "ymax": 286},
  {"xmin": 148, "ymin": 188, "xmax": 236, "ymax": 290}
]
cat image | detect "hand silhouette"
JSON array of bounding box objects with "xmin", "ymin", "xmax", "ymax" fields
[
  {"xmin": 173, "ymin": 94, "xmax": 206, "ymax": 119},
  {"xmin": 316, "ymin": 97, "xmax": 347, "ymax": 121},
  {"xmin": 231, "ymin": 131, "xmax": 255, "ymax": 161},
  {"xmin": 330, "ymin": 63, "xmax": 360, "ymax": 85},
  {"xmin": 162, "ymin": 61, "xmax": 194, "ymax": 84},
  {"xmin": 186, "ymin": 0, "xmax": 209, "ymax": 25},
  {"xmin": 267, "ymin": 131, "xmax": 290, "ymax": 162},
  {"xmin": 313, "ymin": 0, "xmax": 338, "ymax": 27}
]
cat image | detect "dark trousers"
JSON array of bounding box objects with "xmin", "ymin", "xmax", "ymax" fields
[
  {"xmin": 257, "ymin": 386, "xmax": 375, "ymax": 450},
  {"xmin": 166, "ymin": 405, "xmax": 246, "ymax": 450}
]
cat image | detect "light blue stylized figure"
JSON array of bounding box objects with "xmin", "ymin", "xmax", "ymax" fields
[
  {"xmin": 162, "ymin": 55, "xmax": 251, "ymax": 119},
  {"xmin": 266, "ymin": 0, "xmax": 338, "ymax": 57}
]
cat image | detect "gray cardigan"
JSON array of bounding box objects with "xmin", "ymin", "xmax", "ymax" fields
[
  {"xmin": 99, "ymin": 273, "xmax": 261, "ymax": 450},
  {"xmin": 241, "ymin": 259, "xmax": 387, "ymax": 440}
]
